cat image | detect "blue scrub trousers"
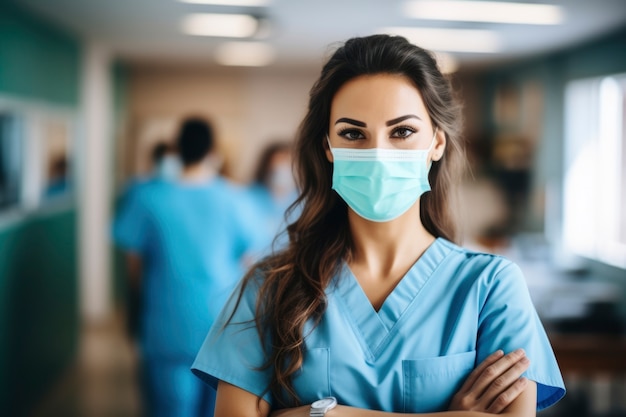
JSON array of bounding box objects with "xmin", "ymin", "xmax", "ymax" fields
[{"xmin": 142, "ymin": 357, "xmax": 216, "ymax": 417}]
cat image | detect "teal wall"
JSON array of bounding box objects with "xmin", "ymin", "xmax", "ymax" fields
[
  {"xmin": 0, "ymin": 1, "xmax": 80, "ymax": 106},
  {"xmin": 0, "ymin": 209, "xmax": 79, "ymax": 417},
  {"xmin": 0, "ymin": 1, "xmax": 81, "ymax": 415}
]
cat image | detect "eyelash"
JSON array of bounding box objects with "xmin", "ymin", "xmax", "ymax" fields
[
  {"xmin": 337, "ymin": 128, "xmax": 365, "ymax": 141},
  {"xmin": 391, "ymin": 125, "xmax": 417, "ymax": 139},
  {"xmin": 337, "ymin": 125, "xmax": 418, "ymax": 141}
]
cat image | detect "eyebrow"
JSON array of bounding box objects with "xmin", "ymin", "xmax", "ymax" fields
[
  {"xmin": 334, "ymin": 117, "xmax": 366, "ymax": 127},
  {"xmin": 334, "ymin": 114, "xmax": 422, "ymax": 127},
  {"xmin": 385, "ymin": 114, "xmax": 421, "ymax": 126}
]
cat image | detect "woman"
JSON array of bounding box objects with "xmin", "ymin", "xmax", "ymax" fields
[
  {"xmin": 246, "ymin": 141, "xmax": 300, "ymax": 260},
  {"xmin": 192, "ymin": 35, "xmax": 565, "ymax": 416}
]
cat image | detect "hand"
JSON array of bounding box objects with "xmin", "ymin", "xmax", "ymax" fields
[{"xmin": 449, "ymin": 349, "xmax": 530, "ymax": 413}]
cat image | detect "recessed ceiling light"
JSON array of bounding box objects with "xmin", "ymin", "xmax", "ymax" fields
[
  {"xmin": 404, "ymin": 1, "xmax": 564, "ymax": 25},
  {"xmin": 179, "ymin": 0, "xmax": 271, "ymax": 6},
  {"xmin": 214, "ymin": 42, "xmax": 276, "ymax": 66},
  {"xmin": 380, "ymin": 27, "xmax": 501, "ymax": 53},
  {"xmin": 182, "ymin": 13, "xmax": 258, "ymax": 37}
]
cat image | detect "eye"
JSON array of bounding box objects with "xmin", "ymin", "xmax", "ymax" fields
[
  {"xmin": 338, "ymin": 128, "xmax": 365, "ymax": 141},
  {"xmin": 391, "ymin": 126, "xmax": 416, "ymax": 139}
]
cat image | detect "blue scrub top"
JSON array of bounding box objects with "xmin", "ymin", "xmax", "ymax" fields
[
  {"xmin": 244, "ymin": 184, "xmax": 299, "ymax": 259},
  {"xmin": 192, "ymin": 238, "xmax": 565, "ymax": 412},
  {"xmin": 113, "ymin": 176, "xmax": 255, "ymax": 359}
]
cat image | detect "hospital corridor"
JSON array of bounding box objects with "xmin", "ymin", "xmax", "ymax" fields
[{"xmin": 1, "ymin": 0, "xmax": 626, "ymax": 416}]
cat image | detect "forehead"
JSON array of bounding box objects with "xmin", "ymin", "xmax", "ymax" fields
[{"xmin": 330, "ymin": 74, "xmax": 429, "ymax": 121}]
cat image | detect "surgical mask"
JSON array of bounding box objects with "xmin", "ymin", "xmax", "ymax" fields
[
  {"xmin": 156, "ymin": 155, "xmax": 181, "ymax": 181},
  {"xmin": 328, "ymin": 129, "xmax": 436, "ymax": 222},
  {"xmin": 268, "ymin": 164, "xmax": 296, "ymax": 194}
]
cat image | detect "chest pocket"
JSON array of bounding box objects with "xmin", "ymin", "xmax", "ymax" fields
[
  {"xmin": 292, "ymin": 347, "xmax": 331, "ymax": 404},
  {"xmin": 403, "ymin": 350, "xmax": 476, "ymax": 412}
]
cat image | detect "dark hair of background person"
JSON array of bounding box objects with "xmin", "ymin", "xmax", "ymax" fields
[
  {"xmin": 253, "ymin": 142, "xmax": 293, "ymax": 187},
  {"xmin": 49, "ymin": 154, "xmax": 68, "ymax": 179},
  {"xmin": 151, "ymin": 141, "xmax": 171, "ymax": 165},
  {"xmin": 229, "ymin": 34, "xmax": 466, "ymax": 407},
  {"xmin": 177, "ymin": 117, "xmax": 214, "ymax": 166}
]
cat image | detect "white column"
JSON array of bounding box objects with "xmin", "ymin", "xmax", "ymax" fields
[{"xmin": 78, "ymin": 42, "xmax": 113, "ymax": 323}]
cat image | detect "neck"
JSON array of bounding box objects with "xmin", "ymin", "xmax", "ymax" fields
[
  {"xmin": 180, "ymin": 162, "xmax": 216, "ymax": 182},
  {"xmin": 348, "ymin": 200, "xmax": 435, "ymax": 278}
]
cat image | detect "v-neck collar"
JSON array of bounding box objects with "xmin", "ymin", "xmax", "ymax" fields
[{"xmin": 332, "ymin": 237, "xmax": 451, "ymax": 359}]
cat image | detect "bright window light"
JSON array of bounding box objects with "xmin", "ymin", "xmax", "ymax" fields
[
  {"xmin": 563, "ymin": 74, "xmax": 626, "ymax": 269},
  {"xmin": 379, "ymin": 27, "xmax": 501, "ymax": 53},
  {"xmin": 404, "ymin": 1, "xmax": 564, "ymax": 25},
  {"xmin": 179, "ymin": 0, "xmax": 271, "ymax": 5},
  {"xmin": 214, "ymin": 42, "xmax": 275, "ymax": 66},
  {"xmin": 181, "ymin": 13, "xmax": 258, "ymax": 38}
]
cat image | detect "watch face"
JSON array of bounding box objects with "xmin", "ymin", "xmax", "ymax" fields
[{"xmin": 312, "ymin": 397, "xmax": 336, "ymax": 409}]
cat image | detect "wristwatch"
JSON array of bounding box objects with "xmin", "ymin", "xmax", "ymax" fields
[{"xmin": 310, "ymin": 397, "xmax": 337, "ymax": 416}]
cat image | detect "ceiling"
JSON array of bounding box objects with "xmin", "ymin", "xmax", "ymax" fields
[{"xmin": 16, "ymin": 0, "xmax": 626, "ymax": 71}]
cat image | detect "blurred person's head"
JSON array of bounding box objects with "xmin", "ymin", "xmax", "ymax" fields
[
  {"xmin": 294, "ymin": 33, "xmax": 464, "ymax": 242},
  {"xmin": 151, "ymin": 141, "xmax": 180, "ymax": 180},
  {"xmin": 151, "ymin": 142, "xmax": 171, "ymax": 166},
  {"xmin": 254, "ymin": 142, "xmax": 296, "ymax": 196},
  {"xmin": 177, "ymin": 117, "xmax": 215, "ymax": 167},
  {"xmin": 49, "ymin": 154, "xmax": 68, "ymax": 181}
]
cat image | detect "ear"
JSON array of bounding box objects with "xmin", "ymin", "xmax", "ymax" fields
[
  {"xmin": 430, "ymin": 128, "xmax": 446, "ymax": 162},
  {"xmin": 324, "ymin": 136, "xmax": 334, "ymax": 163}
]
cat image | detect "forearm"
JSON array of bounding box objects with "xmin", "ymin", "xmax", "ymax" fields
[
  {"xmin": 272, "ymin": 382, "xmax": 536, "ymax": 417},
  {"xmin": 327, "ymin": 409, "xmax": 521, "ymax": 417}
]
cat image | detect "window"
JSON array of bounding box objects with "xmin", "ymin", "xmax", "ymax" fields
[
  {"xmin": 0, "ymin": 96, "xmax": 76, "ymax": 216},
  {"xmin": 0, "ymin": 113, "xmax": 22, "ymax": 210},
  {"xmin": 563, "ymin": 73, "xmax": 626, "ymax": 269}
]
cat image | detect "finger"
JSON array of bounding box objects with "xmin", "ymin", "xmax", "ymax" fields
[
  {"xmin": 456, "ymin": 350, "xmax": 504, "ymax": 394},
  {"xmin": 486, "ymin": 377, "xmax": 529, "ymax": 413},
  {"xmin": 479, "ymin": 355, "xmax": 530, "ymax": 404},
  {"xmin": 471, "ymin": 348, "xmax": 527, "ymax": 397}
]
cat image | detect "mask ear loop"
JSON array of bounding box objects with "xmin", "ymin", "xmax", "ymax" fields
[
  {"xmin": 425, "ymin": 127, "xmax": 439, "ymax": 168},
  {"xmin": 326, "ymin": 134, "xmax": 336, "ymax": 156},
  {"xmin": 428, "ymin": 127, "xmax": 438, "ymax": 152}
]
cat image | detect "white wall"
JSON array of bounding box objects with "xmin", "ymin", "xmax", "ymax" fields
[{"xmin": 125, "ymin": 65, "xmax": 318, "ymax": 182}]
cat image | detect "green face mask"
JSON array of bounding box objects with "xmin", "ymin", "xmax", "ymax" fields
[{"xmin": 328, "ymin": 130, "xmax": 436, "ymax": 222}]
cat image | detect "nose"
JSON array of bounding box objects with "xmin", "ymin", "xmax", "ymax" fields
[{"xmin": 370, "ymin": 131, "xmax": 393, "ymax": 149}]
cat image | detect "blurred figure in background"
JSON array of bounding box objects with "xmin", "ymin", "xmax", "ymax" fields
[
  {"xmin": 114, "ymin": 140, "xmax": 180, "ymax": 341},
  {"xmin": 112, "ymin": 116, "xmax": 256, "ymax": 417},
  {"xmin": 123, "ymin": 141, "xmax": 181, "ymax": 197},
  {"xmin": 246, "ymin": 141, "xmax": 300, "ymax": 260},
  {"xmin": 43, "ymin": 154, "xmax": 70, "ymax": 199}
]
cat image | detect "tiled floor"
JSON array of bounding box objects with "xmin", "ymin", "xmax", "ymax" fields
[{"xmin": 30, "ymin": 315, "xmax": 142, "ymax": 417}]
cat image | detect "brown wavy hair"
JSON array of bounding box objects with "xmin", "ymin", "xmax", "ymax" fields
[{"xmin": 229, "ymin": 34, "xmax": 465, "ymax": 407}]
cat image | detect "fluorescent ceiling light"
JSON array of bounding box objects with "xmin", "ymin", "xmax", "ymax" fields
[
  {"xmin": 404, "ymin": 1, "xmax": 564, "ymax": 25},
  {"xmin": 182, "ymin": 13, "xmax": 258, "ymax": 37},
  {"xmin": 380, "ymin": 27, "xmax": 501, "ymax": 53},
  {"xmin": 179, "ymin": 0, "xmax": 271, "ymax": 5},
  {"xmin": 215, "ymin": 42, "xmax": 275, "ymax": 66}
]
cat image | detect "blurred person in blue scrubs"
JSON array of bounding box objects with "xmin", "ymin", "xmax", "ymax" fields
[
  {"xmin": 114, "ymin": 141, "xmax": 180, "ymax": 340},
  {"xmin": 246, "ymin": 141, "xmax": 300, "ymax": 260},
  {"xmin": 43, "ymin": 154, "xmax": 70, "ymax": 199},
  {"xmin": 113, "ymin": 117, "xmax": 255, "ymax": 417},
  {"xmin": 122, "ymin": 141, "xmax": 181, "ymax": 198},
  {"xmin": 192, "ymin": 35, "xmax": 565, "ymax": 416}
]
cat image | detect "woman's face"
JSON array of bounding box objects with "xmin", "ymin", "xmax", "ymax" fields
[{"xmin": 326, "ymin": 74, "xmax": 445, "ymax": 161}]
